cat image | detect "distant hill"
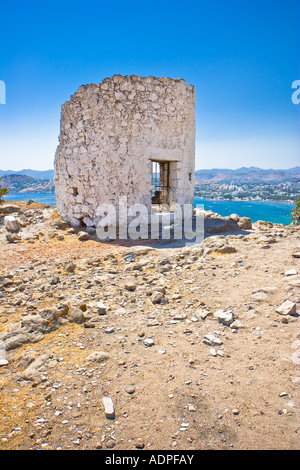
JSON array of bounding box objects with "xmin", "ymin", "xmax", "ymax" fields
[
  {"xmin": 0, "ymin": 169, "xmax": 54, "ymax": 180},
  {"xmin": 1, "ymin": 167, "xmax": 300, "ymax": 190},
  {"xmin": 0, "ymin": 174, "xmax": 54, "ymax": 193},
  {"xmin": 194, "ymin": 167, "xmax": 300, "ymax": 184}
]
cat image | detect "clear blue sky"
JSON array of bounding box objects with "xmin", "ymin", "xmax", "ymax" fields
[{"xmin": 0, "ymin": 0, "xmax": 299, "ymax": 171}]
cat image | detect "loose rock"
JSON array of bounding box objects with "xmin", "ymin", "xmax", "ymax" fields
[
  {"xmin": 151, "ymin": 291, "xmax": 164, "ymax": 304},
  {"xmin": 203, "ymin": 334, "xmax": 223, "ymax": 346},
  {"xmin": 214, "ymin": 309, "xmax": 234, "ymax": 326},
  {"xmin": 144, "ymin": 338, "xmax": 155, "ymax": 347},
  {"xmin": 85, "ymin": 351, "xmax": 110, "ymax": 363},
  {"xmin": 4, "ymin": 216, "xmax": 20, "ymax": 233},
  {"xmin": 77, "ymin": 231, "xmax": 89, "ymax": 241},
  {"xmin": 102, "ymin": 397, "xmax": 115, "ymax": 419},
  {"xmin": 276, "ymin": 300, "xmax": 297, "ymax": 316}
]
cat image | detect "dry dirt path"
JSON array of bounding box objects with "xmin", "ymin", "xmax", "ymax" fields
[{"xmin": 0, "ymin": 202, "xmax": 299, "ymax": 450}]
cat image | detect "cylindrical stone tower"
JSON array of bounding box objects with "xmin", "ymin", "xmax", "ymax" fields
[{"xmin": 54, "ymin": 74, "xmax": 195, "ymax": 228}]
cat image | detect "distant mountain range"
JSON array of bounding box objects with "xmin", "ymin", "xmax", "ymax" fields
[
  {"xmin": 0, "ymin": 167, "xmax": 299, "ymax": 192},
  {"xmin": 195, "ymin": 167, "xmax": 300, "ymax": 184},
  {"xmin": 0, "ymin": 169, "xmax": 54, "ymax": 180}
]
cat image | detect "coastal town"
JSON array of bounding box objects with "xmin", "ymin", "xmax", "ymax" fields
[
  {"xmin": 194, "ymin": 167, "xmax": 300, "ymax": 202},
  {"xmin": 194, "ymin": 180, "xmax": 300, "ymax": 202}
]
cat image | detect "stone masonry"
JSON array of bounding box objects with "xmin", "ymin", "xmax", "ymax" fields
[{"xmin": 54, "ymin": 74, "xmax": 195, "ymax": 228}]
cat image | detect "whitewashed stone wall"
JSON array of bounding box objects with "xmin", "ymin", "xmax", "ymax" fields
[{"xmin": 54, "ymin": 75, "xmax": 195, "ymax": 227}]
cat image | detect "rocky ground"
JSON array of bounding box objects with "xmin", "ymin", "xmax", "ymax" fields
[{"xmin": 0, "ymin": 201, "xmax": 299, "ymax": 451}]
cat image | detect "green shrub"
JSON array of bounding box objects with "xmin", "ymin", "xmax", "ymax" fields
[
  {"xmin": 291, "ymin": 197, "xmax": 300, "ymax": 224},
  {"xmin": 0, "ymin": 177, "xmax": 9, "ymax": 203}
]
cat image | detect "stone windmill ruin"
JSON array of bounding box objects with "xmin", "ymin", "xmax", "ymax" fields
[{"xmin": 54, "ymin": 75, "xmax": 195, "ymax": 230}]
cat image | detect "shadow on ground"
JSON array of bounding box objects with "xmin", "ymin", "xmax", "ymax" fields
[{"xmin": 84, "ymin": 216, "xmax": 252, "ymax": 250}]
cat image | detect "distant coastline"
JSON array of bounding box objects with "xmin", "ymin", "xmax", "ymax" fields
[{"xmin": 1, "ymin": 166, "xmax": 299, "ymax": 202}]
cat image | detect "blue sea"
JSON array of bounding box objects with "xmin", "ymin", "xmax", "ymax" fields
[
  {"xmin": 193, "ymin": 198, "xmax": 295, "ymax": 226},
  {"xmin": 3, "ymin": 192, "xmax": 296, "ymax": 225}
]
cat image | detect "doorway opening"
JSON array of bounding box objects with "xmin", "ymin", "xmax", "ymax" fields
[{"xmin": 151, "ymin": 160, "xmax": 171, "ymax": 205}]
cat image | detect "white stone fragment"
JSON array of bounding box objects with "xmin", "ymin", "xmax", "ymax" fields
[
  {"xmin": 214, "ymin": 309, "xmax": 234, "ymax": 326},
  {"xmin": 276, "ymin": 300, "xmax": 297, "ymax": 316},
  {"xmin": 0, "ymin": 359, "xmax": 9, "ymax": 366},
  {"xmin": 203, "ymin": 334, "xmax": 223, "ymax": 346},
  {"xmin": 85, "ymin": 351, "xmax": 110, "ymax": 363},
  {"xmin": 102, "ymin": 397, "xmax": 115, "ymax": 419},
  {"xmin": 4, "ymin": 216, "xmax": 20, "ymax": 233},
  {"xmin": 285, "ymin": 269, "xmax": 297, "ymax": 276},
  {"xmin": 217, "ymin": 350, "xmax": 225, "ymax": 357},
  {"xmin": 195, "ymin": 308, "xmax": 211, "ymax": 320},
  {"xmin": 230, "ymin": 320, "xmax": 243, "ymax": 329},
  {"xmin": 144, "ymin": 338, "xmax": 155, "ymax": 347}
]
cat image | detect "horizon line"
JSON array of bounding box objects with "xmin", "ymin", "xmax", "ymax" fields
[{"xmin": 1, "ymin": 165, "xmax": 300, "ymax": 173}]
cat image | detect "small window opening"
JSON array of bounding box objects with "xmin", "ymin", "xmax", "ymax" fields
[{"xmin": 73, "ymin": 187, "xmax": 78, "ymax": 196}]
